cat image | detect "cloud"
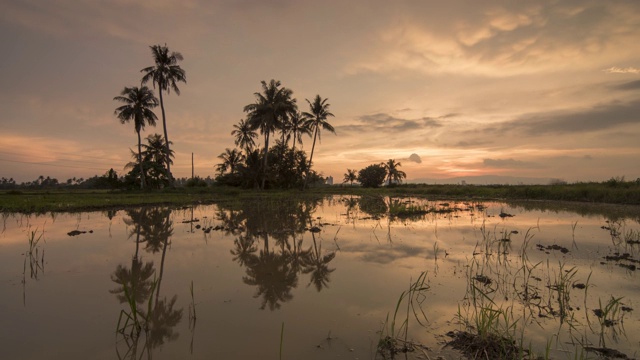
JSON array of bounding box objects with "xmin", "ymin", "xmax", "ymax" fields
[
  {"xmin": 483, "ymin": 158, "xmax": 543, "ymax": 169},
  {"xmin": 336, "ymin": 113, "xmax": 443, "ymax": 134},
  {"xmin": 347, "ymin": 2, "xmax": 640, "ymax": 77},
  {"xmin": 496, "ymin": 99, "xmax": 640, "ymax": 136},
  {"xmin": 408, "ymin": 153, "xmax": 422, "ymax": 163},
  {"xmin": 613, "ymin": 80, "xmax": 640, "ymax": 91},
  {"xmin": 604, "ymin": 67, "xmax": 640, "ymax": 74}
]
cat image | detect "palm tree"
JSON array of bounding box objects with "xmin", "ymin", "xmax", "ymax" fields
[
  {"xmin": 216, "ymin": 148, "xmax": 245, "ymax": 175},
  {"xmin": 288, "ymin": 111, "xmax": 312, "ymax": 151},
  {"xmin": 231, "ymin": 118, "xmax": 258, "ymax": 154},
  {"xmin": 114, "ymin": 86, "xmax": 159, "ymax": 189},
  {"xmin": 343, "ymin": 169, "xmax": 357, "ymax": 186},
  {"xmin": 384, "ymin": 159, "xmax": 407, "ymax": 186},
  {"xmin": 141, "ymin": 44, "xmax": 187, "ymax": 185},
  {"xmin": 244, "ymin": 80, "xmax": 297, "ymax": 189},
  {"xmin": 142, "ymin": 133, "xmax": 174, "ymax": 168},
  {"xmin": 302, "ymin": 95, "xmax": 335, "ymax": 189}
]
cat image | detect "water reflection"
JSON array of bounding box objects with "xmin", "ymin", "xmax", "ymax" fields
[
  {"xmin": 111, "ymin": 207, "xmax": 183, "ymax": 359},
  {"xmin": 218, "ymin": 197, "xmax": 337, "ymax": 310}
]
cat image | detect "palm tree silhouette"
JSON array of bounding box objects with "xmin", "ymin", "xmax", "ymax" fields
[
  {"xmin": 302, "ymin": 95, "xmax": 335, "ymax": 189},
  {"xmin": 288, "ymin": 111, "xmax": 312, "ymax": 151},
  {"xmin": 244, "ymin": 80, "xmax": 297, "ymax": 190},
  {"xmin": 343, "ymin": 169, "xmax": 357, "ymax": 186},
  {"xmin": 114, "ymin": 86, "xmax": 158, "ymax": 189},
  {"xmin": 141, "ymin": 44, "xmax": 186, "ymax": 185},
  {"xmin": 216, "ymin": 148, "xmax": 245, "ymax": 175},
  {"xmin": 231, "ymin": 118, "xmax": 258, "ymax": 154},
  {"xmin": 384, "ymin": 159, "xmax": 407, "ymax": 186}
]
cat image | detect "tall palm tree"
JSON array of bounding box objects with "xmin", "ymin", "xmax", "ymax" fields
[
  {"xmin": 384, "ymin": 159, "xmax": 407, "ymax": 186},
  {"xmin": 302, "ymin": 95, "xmax": 335, "ymax": 189},
  {"xmin": 343, "ymin": 169, "xmax": 357, "ymax": 186},
  {"xmin": 288, "ymin": 111, "xmax": 312, "ymax": 151},
  {"xmin": 244, "ymin": 80, "xmax": 297, "ymax": 189},
  {"xmin": 114, "ymin": 86, "xmax": 159, "ymax": 189},
  {"xmin": 141, "ymin": 44, "xmax": 187, "ymax": 185},
  {"xmin": 231, "ymin": 118, "xmax": 258, "ymax": 154},
  {"xmin": 216, "ymin": 148, "xmax": 245, "ymax": 175}
]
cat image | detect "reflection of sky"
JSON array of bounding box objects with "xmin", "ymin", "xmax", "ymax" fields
[{"xmin": 1, "ymin": 198, "xmax": 639, "ymax": 359}]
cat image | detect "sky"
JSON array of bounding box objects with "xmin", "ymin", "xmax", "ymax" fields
[{"xmin": 1, "ymin": 0, "xmax": 639, "ymax": 184}]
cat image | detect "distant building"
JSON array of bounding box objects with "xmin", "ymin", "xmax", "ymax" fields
[{"xmin": 326, "ymin": 176, "xmax": 333, "ymax": 185}]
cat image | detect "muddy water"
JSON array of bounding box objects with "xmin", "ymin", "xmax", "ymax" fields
[{"xmin": 1, "ymin": 196, "xmax": 639, "ymax": 359}]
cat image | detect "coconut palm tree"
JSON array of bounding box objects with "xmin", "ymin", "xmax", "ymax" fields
[
  {"xmin": 288, "ymin": 111, "xmax": 312, "ymax": 151},
  {"xmin": 142, "ymin": 134, "xmax": 174, "ymax": 169},
  {"xmin": 216, "ymin": 148, "xmax": 245, "ymax": 175},
  {"xmin": 302, "ymin": 95, "xmax": 335, "ymax": 189},
  {"xmin": 141, "ymin": 44, "xmax": 186, "ymax": 185},
  {"xmin": 114, "ymin": 86, "xmax": 159, "ymax": 189},
  {"xmin": 244, "ymin": 80, "xmax": 297, "ymax": 189},
  {"xmin": 231, "ymin": 118, "xmax": 258, "ymax": 154},
  {"xmin": 384, "ymin": 159, "xmax": 407, "ymax": 186},
  {"xmin": 343, "ymin": 169, "xmax": 357, "ymax": 186}
]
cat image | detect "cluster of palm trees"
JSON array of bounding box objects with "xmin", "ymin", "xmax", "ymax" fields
[
  {"xmin": 216, "ymin": 79, "xmax": 335, "ymax": 190},
  {"xmin": 113, "ymin": 44, "xmax": 186, "ymax": 189}
]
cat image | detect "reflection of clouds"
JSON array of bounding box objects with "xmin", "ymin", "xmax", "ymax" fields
[{"xmin": 342, "ymin": 242, "xmax": 432, "ymax": 264}]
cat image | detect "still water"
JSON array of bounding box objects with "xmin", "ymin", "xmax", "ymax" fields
[{"xmin": 1, "ymin": 196, "xmax": 639, "ymax": 359}]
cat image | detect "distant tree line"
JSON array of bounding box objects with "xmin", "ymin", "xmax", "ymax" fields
[{"xmin": 343, "ymin": 159, "xmax": 408, "ymax": 188}]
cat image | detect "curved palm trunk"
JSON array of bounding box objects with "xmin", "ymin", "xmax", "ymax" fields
[
  {"xmin": 158, "ymin": 88, "xmax": 173, "ymax": 186},
  {"xmin": 292, "ymin": 130, "xmax": 297, "ymax": 151},
  {"xmin": 303, "ymin": 125, "xmax": 319, "ymax": 190},
  {"xmin": 137, "ymin": 130, "xmax": 145, "ymax": 190}
]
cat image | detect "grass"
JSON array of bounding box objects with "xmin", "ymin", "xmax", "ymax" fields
[
  {"xmin": 3, "ymin": 181, "xmax": 640, "ymax": 213},
  {"xmin": 377, "ymin": 271, "xmax": 430, "ymax": 358}
]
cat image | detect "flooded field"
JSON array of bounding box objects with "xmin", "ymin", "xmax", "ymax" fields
[{"xmin": 1, "ymin": 196, "xmax": 639, "ymax": 359}]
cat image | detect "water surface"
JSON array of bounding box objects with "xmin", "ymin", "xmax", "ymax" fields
[{"xmin": 1, "ymin": 196, "xmax": 639, "ymax": 359}]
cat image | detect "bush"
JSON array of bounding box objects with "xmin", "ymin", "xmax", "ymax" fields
[
  {"xmin": 185, "ymin": 177, "xmax": 208, "ymax": 187},
  {"xmin": 358, "ymin": 164, "xmax": 387, "ymax": 188}
]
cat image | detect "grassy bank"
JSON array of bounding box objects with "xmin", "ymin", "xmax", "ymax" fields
[{"xmin": 1, "ymin": 182, "xmax": 639, "ymax": 213}]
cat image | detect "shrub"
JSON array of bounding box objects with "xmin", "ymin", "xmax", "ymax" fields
[{"xmin": 358, "ymin": 164, "xmax": 387, "ymax": 188}]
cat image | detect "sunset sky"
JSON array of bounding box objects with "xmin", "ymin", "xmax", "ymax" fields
[{"xmin": 1, "ymin": 0, "xmax": 639, "ymax": 184}]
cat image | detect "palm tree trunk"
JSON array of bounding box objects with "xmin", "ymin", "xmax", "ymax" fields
[
  {"xmin": 303, "ymin": 125, "xmax": 318, "ymax": 190},
  {"xmin": 158, "ymin": 87, "xmax": 173, "ymax": 186},
  {"xmin": 261, "ymin": 132, "xmax": 270, "ymax": 190},
  {"xmin": 292, "ymin": 130, "xmax": 297, "ymax": 151},
  {"xmin": 137, "ymin": 130, "xmax": 145, "ymax": 190}
]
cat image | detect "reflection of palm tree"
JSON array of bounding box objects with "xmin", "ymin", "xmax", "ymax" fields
[
  {"xmin": 145, "ymin": 295, "xmax": 183, "ymax": 348},
  {"xmin": 243, "ymin": 234, "xmax": 298, "ymax": 310},
  {"xmin": 303, "ymin": 233, "xmax": 336, "ymax": 291},
  {"xmin": 110, "ymin": 257, "xmax": 156, "ymax": 305},
  {"xmin": 113, "ymin": 206, "xmax": 182, "ymax": 358},
  {"xmin": 230, "ymin": 235, "xmax": 258, "ymax": 266}
]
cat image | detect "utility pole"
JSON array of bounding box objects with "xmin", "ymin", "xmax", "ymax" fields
[{"xmin": 191, "ymin": 152, "xmax": 194, "ymax": 179}]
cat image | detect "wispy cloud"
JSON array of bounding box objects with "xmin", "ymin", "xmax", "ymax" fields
[
  {"xmin": 483, "ymin": 158, "xmax": 543, "ymax": 169},
  {"xmin": 604, "ymin": 66, "xmax": 640, "ymax": 74}
]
